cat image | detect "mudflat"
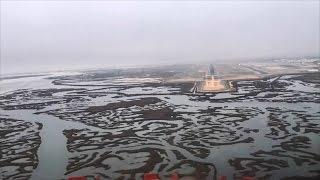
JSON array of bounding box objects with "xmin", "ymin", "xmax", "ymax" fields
[{"xmin": 0, "ymin": 63, "xmax": 319, "ymax": 179}]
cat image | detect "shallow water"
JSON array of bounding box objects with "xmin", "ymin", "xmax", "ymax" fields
[
  {"xmin": 0, "ymin": 73, "xmax": 319, "ymax": 180},
  {"xmin": 3, "ymin": 110, "xmax": 101, "ymax": 180}
]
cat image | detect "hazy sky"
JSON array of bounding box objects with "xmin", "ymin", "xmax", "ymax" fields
[{"xmin": 1, "ymin": 1, "xmax": 319, "ymax": 74}]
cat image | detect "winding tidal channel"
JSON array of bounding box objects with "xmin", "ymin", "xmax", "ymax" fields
[{"xmin": 0, "ymin": 72, "xmax": 319, "ymax": 180}]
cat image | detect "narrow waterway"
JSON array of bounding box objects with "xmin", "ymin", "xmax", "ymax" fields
[{"xmin": 3, "ymin": 109, "xmax": 100, "ymax": 180}]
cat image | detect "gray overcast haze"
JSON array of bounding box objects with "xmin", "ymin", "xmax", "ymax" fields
[{"xmin": 0, "ymin": 1, "xmax": 319, "ymax": 74}]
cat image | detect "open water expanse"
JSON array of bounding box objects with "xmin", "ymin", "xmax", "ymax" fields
[{"xmin": 0, "ymin": 70, "xmax": 319, "ymax": 180}]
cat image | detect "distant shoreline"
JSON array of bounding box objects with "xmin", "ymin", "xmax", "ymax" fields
[{"xmin": 0, "ymin": 74, "xmax": 47, "ymax": 81}]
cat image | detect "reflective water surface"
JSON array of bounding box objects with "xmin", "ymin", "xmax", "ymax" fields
[{"xmin": 0, "ymin": 72, "xmax": 319, "ymax": 180}]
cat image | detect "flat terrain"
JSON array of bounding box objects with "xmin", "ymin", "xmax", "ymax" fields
[{"xmin": 0, "ymin": 59, "xmax": 319, "ymax": 180}]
